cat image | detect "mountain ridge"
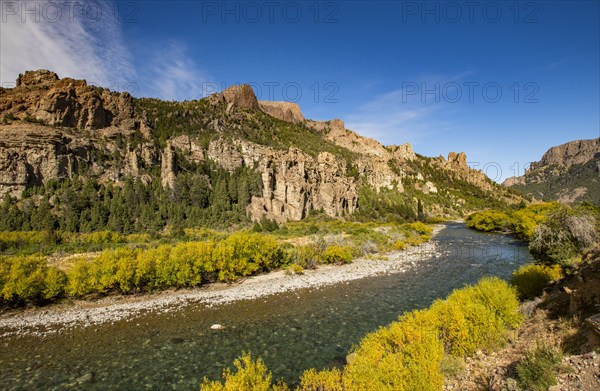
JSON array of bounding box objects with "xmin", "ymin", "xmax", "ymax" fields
[
  {"xmin": 0, "ymin": 70, "xmax": 521, "ymax": 229},
  {"xmin": 503, "ymin": 138, "xmax": 600, "ymax": 204}
]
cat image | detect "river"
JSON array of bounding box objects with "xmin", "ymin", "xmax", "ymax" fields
[{"xmin": 0, "ymin": 223, "xmax": 533, "ymax": 390}]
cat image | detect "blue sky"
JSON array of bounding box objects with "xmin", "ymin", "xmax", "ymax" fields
[{"xmin": 1, "ymin": 0, "xmax": 599, "ymax": 181}]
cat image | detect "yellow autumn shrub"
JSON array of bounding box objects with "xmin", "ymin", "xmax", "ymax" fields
[
  {"xmin": 343, "ymin": 309, "xmax": 444, "ymax": 391},
  {"xmin": 298, "ymin": 368, "xmax": 343, "ymax": 391},
  {"xmin": 511, "ymin": 263, "xmax": 563, "ymax": 300},
  {"xmin": 200, "ymin": 353, "xmax": 289, "ymax": 391}
]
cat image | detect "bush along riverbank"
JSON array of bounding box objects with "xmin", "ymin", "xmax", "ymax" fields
[
  {"xmin": 466, "ymin": 202, "xmax": 599, "ymax": 299},
  {"xmin": 200, "ymin": 277, "xmax": 523, "ymax": 390},
  {"xmin": 458, "ymin": 202, "xmax": 600, "ymax": 390},
  {"xmin": 202, "ymin": 203, "xmax": 600, "ymax": 391},
  {"xmin": 0, "ymin": 220, "xmax": 434, "ymax": 308}
]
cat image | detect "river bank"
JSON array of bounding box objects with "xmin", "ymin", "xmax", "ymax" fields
[{"xmin": 0, "ymin": 225, "xmax": 444, "ymax": 338}]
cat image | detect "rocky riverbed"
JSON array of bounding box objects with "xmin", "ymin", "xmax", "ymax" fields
[{"xmin": 0, "ymin": 226, "xmax": 443, "ymax": 338}]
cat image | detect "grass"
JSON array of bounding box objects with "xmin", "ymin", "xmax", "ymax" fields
[{"xmin": 516, "ymin": 343, "xmax": 562, "ymax": 391}]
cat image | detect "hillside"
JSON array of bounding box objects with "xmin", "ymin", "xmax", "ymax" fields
[
  {"xmin": 504, "ymin": 138, "xmax": 600, "ymax": 205},
  {"xmin": 0, "ymin": 70, "xmax": 521, "ymax": 232}
]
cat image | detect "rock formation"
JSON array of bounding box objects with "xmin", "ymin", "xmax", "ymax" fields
[
  {"xmin": 208, "ymin": 84, "xmax": 260, "ymax": 112},
  {"xmin": 530, "ymin": 138, "xmax": 600, "ymax": 170},
  {"xmin": 0, "ymin": 123, "xmax": 93, "ymax": 198},
  {"xmin": 0, "ymin": 70, "xmax": 519, "ymax": 221},
  {"xmin": 503, "ymin": 138, "xmax": 600, "ymax": 204},
  {"xmin": 258, "ymin": 101, "xmax": 304, "ymax": 123},
  {"xmin": 1, "ymin": 70, "xmax": 138, "ymax": 131}
]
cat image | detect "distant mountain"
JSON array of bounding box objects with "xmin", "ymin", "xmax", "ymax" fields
[
  {"xmin": 503, "ymin": 138, "xmax": 600, "ymax": 205},
  {"xmin": 0, "ymin": 70, "xmax": 522, "ymax": 232}
]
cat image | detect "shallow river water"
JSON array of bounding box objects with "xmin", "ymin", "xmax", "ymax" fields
[{"xmin": 0, "ymin": 223, "xmax": 533, "ymax": 390}]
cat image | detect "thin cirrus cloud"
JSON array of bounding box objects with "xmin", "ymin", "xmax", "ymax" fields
[
  {"xmin": 0, "ymin": 0, "xmax": 209, "ymax": 101},
  {"xmin": 0, "ymin": 1, "xmax": 134, "ymax": 88},
  {"xmin": 136, "ymin": 41, "xmax": 212, "ymax": 101},
  {"xmin": 345, "ymin": 71, "xmax": 477, "ymax": 147}
]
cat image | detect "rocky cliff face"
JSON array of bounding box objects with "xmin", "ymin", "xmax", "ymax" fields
[
  {"xmin": 530, "ymin": 138, "xmax": 600, "ymax": 170},
  {"xmin": 0, "ymin": 70, "xmax": 518, "ymax": 222},
  {"xmin": 433, "ymin": 151, "xmax": 495, "ymax": 192},
  {"xmin": 0, "ymin": 123, "xmax": 91, "ymax": 198},
  {"xmin": 1, "ymin": 70, "xmax": 138, "ymax": 131},
  {"xmin": 258, "ymin": 101, "xmax": 304, "ymax": 124},
  {"xmin": 161, "ymin": 135, "xmax": 357, "ymax": 222},
  {"xmin": 503, "ymin": 138, "xmax": 600, "ymax": 204}
]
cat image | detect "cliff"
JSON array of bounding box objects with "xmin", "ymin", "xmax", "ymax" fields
[
  {"xmin": 0, "ymin": 70, "xmax": 521, "ymax": 225},
  {"xmin": 503, "ymin": 138, "xmax": 600, "ymax": 204}
]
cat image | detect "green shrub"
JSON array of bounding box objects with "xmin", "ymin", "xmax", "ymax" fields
[
  {"xmin": 89, "ymin": 247, "xmax": 139, "ymax": 293},
  {"xmin": 0, "ymin": 231, "xmax": 56, "ymax": 251},
  {"xmin": 393, "ymin": 240, "xmax": 405, "ymax": 250},
  {"xmin": 321, "ymin": 245, "xmax": 353, "ymax": 264},
  {"xmin": 78, "ymin": 231, "xmax": 125, "ymax": 244},
  {"xmin": 125, "ymin": 233, "xmax": 152, "ymax": 243},
  {"xmin": 155, "ymin": 242, "xmax": 204, "ymax": 287},
  {"xmin": 43, "ymin": 267, "xmax": 67, "ymax": 300},
  {"xmin": 529, "ymin": 206, "xmax": 598, "ymax": 266},
  {"xmin": 516, "ymin": 343, "xmax": 562, "ymax": 391},
  {"xmin": 343, "ymin": 309, "xmax": 444, "ymax": 390},
  {"xmin": 287, "ymin": 264, "xmax": 304, "ymax": 275},
  {"xmin": 511, "ymin": 202, "xmax": 559, "ymax": 240},
  {"xmin": 430, "ymin": 277, "xmax": 522, "ymax": 356},
  {"xmin": 465, "ymin": 210, "xmax": 511, "ymax": 232},
  {"xmin": 200, "ymin": 353, "xmax": 289, "ymax": 391},
  {"xmin": 404, "ymin": 234, "xmax": 430, "ymax": 247},
  {"xmin": 511, "ymin": 263, "xmax": 563, "ymax": 300},
  {"xmin": 298, "ymin": 368, "xmax": 343, "ymax": 391},
  {"xmin": 213, "ymin": 233, "xmax": 284, "ymax": 282},
  {"xmin": 440, "ymin": 355, "xmax": 465, "ymax": 377},
  {"xmin": 468, "ymin": 277, "xmax": 523, "ymax": 329},
  {"xmin": 65, "ymin": 257, "xmax": 93, "ymax": 297},
  {"xmin": 289, "ymin": 245, "xmax": 320, "ymax": 269},
  {"xmin": 0, "ymin": 254, "xmax": 66, "ymax": 304},
  {"xmin": 406, "ymin": 221, "xmax": 433, "ymax": 235}
]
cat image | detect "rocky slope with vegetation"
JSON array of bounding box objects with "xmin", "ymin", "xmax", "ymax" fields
[
  {"xmin": 462, "ymin": 203, "xmax": 600, "ymax": 390},
  {"xmin": 504, "ymin": 138, "xmax": 600, "ymax": 205},
  {"xmin": 0, "ymin": 70, "xmax": 521, "ymax": 232}
]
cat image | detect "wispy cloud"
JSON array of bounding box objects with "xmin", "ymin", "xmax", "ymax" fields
[
  {"xmin": 0, "ymin": 1, "xmax": 134, "ymax": 87},
  {"xmin": 137, "ymin": 41, "xmax": 212, "ymax": 101},
  {"xmin": 0, "ymin": 1, "xmax": 210, "ymax": 100},
  {"xmin": 345, "ymin": 72, "xmax": 474, "ymax": 146}
]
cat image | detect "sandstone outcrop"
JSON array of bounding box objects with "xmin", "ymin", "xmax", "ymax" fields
[
  {"xmin": 433, "ymin": 152, "xmax": 495, "ymax": 192},
  {"xmin": 0, "ymin": 70, "xmax": 517, "ymax": 221},
  {"xmin": 208, "ymin": 84, "xmax": 260, "ymax": 111},
  {"xmin": 161, "ymin": 135, "xmax": 358, "ymax": 222},
  {"xmin": 503, "ymin": 138, "xmax": 600, "ymax": 204},
  {"xmin": 530, "ymin": 138, "xmax": 600, "ymax": 170},
  {"xmin": 1, "ymin": 70, "xmax": 138, "ymax": 130},
  {"xmin": 0, "ymin": 123, "xmax": 92, "ymax": 198},
  {"xmin": 258, "ymin": 101, "xmax": 304, "ymax": 123}
]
